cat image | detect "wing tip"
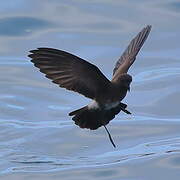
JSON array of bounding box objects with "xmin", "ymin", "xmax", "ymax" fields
[
  {"xmin": 28, "ymin": 47, "xmax": 57, "ymax": 54},
  {"xmin": 145, "ymin": 25, "xmax": 152, "ymax": 32},
  {"xmin": 28, "ymin": 47, "xmax": 60, "ymax": 59},
  {"xmin": 28, "ymin": 49, "xmax": 38, "ymax": 58},
  {"xmin": 112, "ymin": 24, "xmax": 152, "ymax": 76},
  {"xmin": 146, "ymin": 25, "xmax": 152, "ymax": 29}
]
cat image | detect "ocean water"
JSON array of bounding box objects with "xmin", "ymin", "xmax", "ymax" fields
[{"xmin": 0, "ymin": 0, "xmax": 180, "ymax": 179}]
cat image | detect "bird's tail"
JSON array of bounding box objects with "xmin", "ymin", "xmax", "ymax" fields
[
  {"xmin": 69, "ymin": 103, "xmax": 129, "ymax": 130},
  {"xmin": 69, "ymin": 106, "xmax": 87, "ymax": 116},
  {"xmin": 69, "ymin": 106, "xmax": 106, "ymax": 130},
  {"xmin": 69, "ymin": 103, "xmax": 131, "ymax": 147}
]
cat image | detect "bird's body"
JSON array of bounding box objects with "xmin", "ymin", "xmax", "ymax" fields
[
  {"xmin": 88, "ymin": 100, "xmax": 119, "ymax": 111},
  {"xmin": 70, "ymin": 101, "xmax": 126, "ymax": 130},
  {"xmin": 28, "ymin": 25, "xmax": 152, "ymax": 146},
  {"xmin": 69, "ymin": 78, "xmax": 131, "ymax": 130}
]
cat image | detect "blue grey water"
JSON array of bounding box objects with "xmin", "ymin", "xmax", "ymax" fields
[{"xmin": 0, "ymin": 0, "xmax": 180, "ymax": 179}]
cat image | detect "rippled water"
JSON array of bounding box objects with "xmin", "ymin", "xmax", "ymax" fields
[{"xmin": 0, "ymin": 0, "xmax": 180, "ymax": 180}]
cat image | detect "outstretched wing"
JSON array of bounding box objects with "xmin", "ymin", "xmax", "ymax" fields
[
  {"xmin": 28, "ymin": 48, "xmax": 111, "ymax": 99},
  {"xmin": 112, "ymin": 25, "xmax": 151, "ymax": 80}
]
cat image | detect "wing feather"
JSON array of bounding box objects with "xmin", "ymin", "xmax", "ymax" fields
[
  {"xmin": 112, "ymin": 25, "xmax": 152, "ymax": 80},
  {"xmin": 28, "ymin": 48, "xmax": 110, "ymax": 99}
]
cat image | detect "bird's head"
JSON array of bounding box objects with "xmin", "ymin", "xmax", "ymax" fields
[{"xmin": 114, "ymin": 74, "xmax": 132, "ymax": 91}]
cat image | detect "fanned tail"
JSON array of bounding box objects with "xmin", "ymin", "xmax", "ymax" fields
[
  {"xmin": 69, "ymin": 106, "xmax": 87, "ymax": 116},
  {"xmin": 69, "ymin": 102, "xmax": 131, "ymax": 130},
  {"xmin": 69, "ymin": 106, "xmax": 103, "ymax": 130}
]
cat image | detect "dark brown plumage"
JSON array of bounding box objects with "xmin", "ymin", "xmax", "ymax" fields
[{"xmin": 28, "ymin": 25, "xmax": 152, "ymax": 147}]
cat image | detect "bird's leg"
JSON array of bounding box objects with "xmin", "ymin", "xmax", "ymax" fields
[
  {"xmin": 119, "ymin": 102, "xmax": 131, "ymax": 114},
  {"xmin": 121, "ymin": 108, "xmax": 131, "ymax": 114},
  {"xmin": 103, "ymin": 125, "xmax": 116, "ymax": 148}
]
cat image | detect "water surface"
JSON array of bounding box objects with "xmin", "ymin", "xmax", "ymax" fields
[{"xmin": 0, "ymin": 0, "xmax": 180, "ymax": 180}]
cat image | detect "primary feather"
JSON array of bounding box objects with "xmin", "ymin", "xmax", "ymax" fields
[
  {"xmin": 112, "ymin": 25, "xmax": 151, "ymax": 81},
  {"xmin": 29, "ymin": 48, "xmax": 111, "ymax": 100}
]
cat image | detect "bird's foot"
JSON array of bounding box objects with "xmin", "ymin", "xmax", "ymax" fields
[
  {"xmin": 121, "ymin": 108, "xmax": 131, "ymax": 114},
  {"xmin": 119, "ymin": 102, "xmax": 131, "ymax": 114}
]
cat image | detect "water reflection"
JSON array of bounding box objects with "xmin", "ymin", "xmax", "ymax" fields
[
  {"xmin": 166, "ymin": 1, "xmax": 180, "ymax": 12},
  {"xmin": 0, "ymin": 17, "xmax": 54, "ymax": 36}
]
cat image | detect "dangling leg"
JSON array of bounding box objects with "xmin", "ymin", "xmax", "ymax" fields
[
  {"xmin": 119, "ymin": 102, "xmax": 131, "ymax": 114},
  {"xmin": 103, "ymin": 125, "xmax": 116, "ymax": 148}
]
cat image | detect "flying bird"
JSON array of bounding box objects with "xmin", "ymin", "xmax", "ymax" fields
[{"xmin": 28, "ymin": 25, "xmax": 152, "ymax": 147}]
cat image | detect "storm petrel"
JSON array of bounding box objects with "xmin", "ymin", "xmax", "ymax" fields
[{"xmin": 28, "ymin": 25, "xmax": 152, "ymax": 147}]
